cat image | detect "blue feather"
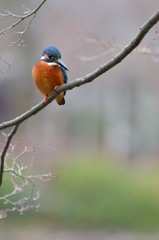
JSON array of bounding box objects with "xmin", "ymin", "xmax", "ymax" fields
[{"xmin": 42, "ymin": 46, "xmax": 61, "ymax": 59}]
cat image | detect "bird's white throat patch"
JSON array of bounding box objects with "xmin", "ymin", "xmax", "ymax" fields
[
  {"xmin": 40, "ymin": 56, "xmax": 58, "ymax": 67},
  {"xmin": 47, "ymin": 62, "xmax": 58, "ymax": 66}
]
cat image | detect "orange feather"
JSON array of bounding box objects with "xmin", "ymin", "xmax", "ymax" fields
[{"xmin": 32, "ymin": 61, "xmax": 65, "ymax": 105}]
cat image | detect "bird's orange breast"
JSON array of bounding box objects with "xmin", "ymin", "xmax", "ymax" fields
[{"xmin": 32, "ymin": 61, "xmax": 64, "ymax": 96}]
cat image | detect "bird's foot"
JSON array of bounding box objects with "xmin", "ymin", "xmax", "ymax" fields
[
  {"xmin": 44, "ymin": 94, "xmax": 48, "ymax": 103},
  {"xmin": 54, "ymin": 85, "xmax": 58, "ymax": 92}
]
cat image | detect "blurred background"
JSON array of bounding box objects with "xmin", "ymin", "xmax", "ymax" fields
[{"xmin": 1, "ymin": 0, "xmax": 159, "ymax": 239}]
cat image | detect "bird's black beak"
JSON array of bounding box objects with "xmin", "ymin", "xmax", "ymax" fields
[{"xmin": 57, "ymin": 59, "xmax": 69, "ymax": 71}]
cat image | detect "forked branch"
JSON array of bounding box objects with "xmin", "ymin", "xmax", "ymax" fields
[{"xmin": 0, "ymin": 0, "xmax": 47, "ymax": 45}]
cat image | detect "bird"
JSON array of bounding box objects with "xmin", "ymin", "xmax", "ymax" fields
[{"xmin": 32, "ymin": 46, "xmax": 69, "ymax": 105}]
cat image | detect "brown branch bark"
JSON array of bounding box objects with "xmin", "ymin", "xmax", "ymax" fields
[{"xmin": 0, "ymin": 10, "xmax": 159, "ymax": 185}]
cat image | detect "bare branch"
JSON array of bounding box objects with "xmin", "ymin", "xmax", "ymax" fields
[
  {"xmin": 76, "ymin": 37, "xmax": 121, "ymax": 61},
  {"xmin": 0, "ymin": 56, "xmax": 13, "ymax": 74},
  {"xmin": 0, "ymin": 142, "xmax": 55, "ymax": 218},
  {"xmin": 0, "ymin": 124, "xmax": 19, "ymax": 185},
  {"xmin": 0, "ymin": 10, "xmax": 159, "ymax": 130},
  {"xmin": 10, "ymin": 14, "xmax": 36, "ymax": 47},
  {"xmin": 0, "ymin": 0, "xmax": 47, "ymax": 44}
]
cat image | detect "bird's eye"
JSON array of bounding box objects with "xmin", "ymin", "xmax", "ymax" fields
[{"xmin": 48, "ymin": 55, "xmax": 56, "ymax": 61}]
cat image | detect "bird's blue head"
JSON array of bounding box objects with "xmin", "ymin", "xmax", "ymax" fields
[
  {"xmin": 41, "ymin": 46, "xmax": 69, "ymax": 72},
  {"xmin": 42, "ymin": 46, "xmax": 62, "ymax": 59}
]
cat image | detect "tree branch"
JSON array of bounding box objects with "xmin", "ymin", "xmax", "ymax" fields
[
  {"xmin": 0, "ymin": 10, "xmax": 159, "ymax": 185},
  {"xmin": 0, "ymin": 124, "xmax": 19, "ymax": 185},
  {"xmin": 0, "ymin": 10, "xmax": 159, "ymax": 130},
  {"xmin": 0, "ymin": 0, "xmax": 47, "ymax": 41}
]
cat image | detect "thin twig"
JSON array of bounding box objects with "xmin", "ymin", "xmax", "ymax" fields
[
  {"xmin": 0, "ymin": 141, "xmax": 52, "ymax": 218},
  {"xmin": 0, "ymin": 0, "xmax": 47, "ymax": 37},
  {"xmin": 0, "ymin": 124, "xmax": 19, "ymax": 185},
  {"xmin": 10, "ymin": 14, "xmax": 36, "ymax": 46}
]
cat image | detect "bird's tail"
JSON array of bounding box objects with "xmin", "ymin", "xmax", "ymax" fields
[{"xmin": 56, "ymin": 93, "xmax": 65, "ymax": 105}]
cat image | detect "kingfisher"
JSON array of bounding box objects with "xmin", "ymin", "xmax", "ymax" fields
[{"xmin": 32, "ymin": 46, "xmax": 69, "ymax": 105}]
